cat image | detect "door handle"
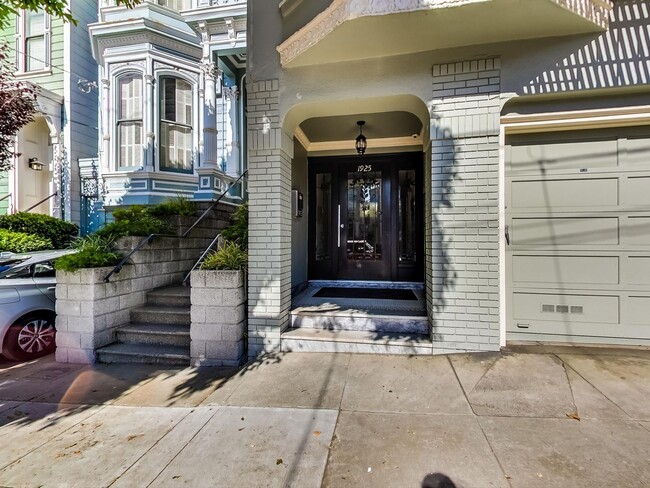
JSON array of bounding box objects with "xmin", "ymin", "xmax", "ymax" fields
[
  {"xmin": 505, "ymin": 225, "xmax": 510, "ymax": 245},
  {"xmin": 47, "ymin": 286, "xmax": 56, "ymax": 291},
  {"xmin": 337, "ymin": 204, "xmax": 341, "ymax": 248}
]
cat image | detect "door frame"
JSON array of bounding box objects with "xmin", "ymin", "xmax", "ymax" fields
[{"xmin": 308, "ymin": 152, "xmax": 424, "ymax": 282}]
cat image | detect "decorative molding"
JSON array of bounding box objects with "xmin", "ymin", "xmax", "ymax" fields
[
  {"xmin": 223, "ymin": 85, "xmax": 239, "ymax": 100},
  {"xmin": 277, "ymin": 0, "xmax": 613, "ymax": 67},
  {"xmin": 201, "ymin": 61, "xmax": 223, "ymax": 82},
  {"xmin": 110, "ymin": 60, "xmax": 146, "ymax": 70},
  {"xmin": 501, "ymin": 105, "xmax": 650, "ymax": 134},
  {"xmin": 294, "ymin": 127, "xmax": 423, "ymax": 153}
]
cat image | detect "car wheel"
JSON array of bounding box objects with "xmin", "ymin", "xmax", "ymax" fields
[{"xmin": 2, "ymin": 313, "xmax": 56, "ymax": 361}]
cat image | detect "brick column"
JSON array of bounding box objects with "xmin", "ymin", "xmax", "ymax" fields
[
  {"xmin": 427, "ymin": 58, "xmax": 502, "ymax": 352},
  {"xmin": 246, "ymin": 79, "xmax": 293, "ymax": 358}
]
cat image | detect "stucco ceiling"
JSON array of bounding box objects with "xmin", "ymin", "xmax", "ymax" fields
[{"xmin": 300, "ymin": 111, "xmax": 423, "ymax": 143}]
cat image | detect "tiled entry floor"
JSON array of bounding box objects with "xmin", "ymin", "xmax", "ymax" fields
[
  {"xmin": 285, "ymin": 282, "xmax": 431, "ymax": 354},
  {"xmin": 291, "ymin": 281, "xmax": 427, "ymax": 316}
]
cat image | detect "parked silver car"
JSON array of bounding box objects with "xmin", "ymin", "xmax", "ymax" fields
[{"xmin": 0, "ymin": 250, "xmax": 74, "ymax": 361}]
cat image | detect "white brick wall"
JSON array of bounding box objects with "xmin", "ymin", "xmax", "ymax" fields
[
  {"xmin": 246, "ymin": 79, "xmax": 293, "ymax": 359},
  {"xmin": 190, "ymin": 270, "xmax": 246, "ymax": 367},
  {"xmin": 427, "ymin": 58, "xmax": 501, "ymax": 352}
]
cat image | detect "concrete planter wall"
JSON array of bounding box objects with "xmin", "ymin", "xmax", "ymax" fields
[
  {"xmin": 55, "ymin": 266, "xmax": 136, "ymax": 364},
  {"xmin": 190, "ymin": 270, "xmax": 246, "ymax": 367},
  {"xmin": 54, "ymin": 203, "xmax": 237, "ymax": 364}
]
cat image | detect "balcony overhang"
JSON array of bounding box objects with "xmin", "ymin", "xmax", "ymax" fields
[
  {"xmin": 89, "ymin": 2, "xmax": 201, "ymax": 64},
  {"xmin": 278, "ymin": 0, "xmax": 613, "ymax": 68}
]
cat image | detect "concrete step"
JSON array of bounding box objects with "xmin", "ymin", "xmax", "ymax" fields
[
  {"xmin": 131, "ymin": 305, "xmax": 190, "ymax": 326},
  {"xmin": 147, "ymin": 285, "xmax": 191, "ymax": 308},
  {"xmin": 290, "ymin": 309, "xmax": 428, "ymax": 334},
  {"xmin": 281, "ymin": 328, "xmax": 433, "ymax": 355},
  {"xmin": 96, "ymin": 342, "xmax": 190, "ymax": 366},
  {"xmin": 116, "ymin": 323, "xmax": 190, "ymax": 348}
]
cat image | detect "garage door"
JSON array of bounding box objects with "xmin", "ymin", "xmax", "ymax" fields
[{"xmin": 506, "ymin": 126, "xmax": 650, "ymax": 345}]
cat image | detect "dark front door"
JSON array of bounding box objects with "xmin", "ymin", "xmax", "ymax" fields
[{"xmin": 308, "ymin": 152, "xmax": 423, "ymax": 282}]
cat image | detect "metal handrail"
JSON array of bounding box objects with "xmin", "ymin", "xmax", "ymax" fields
[
  {"xmin": 182, "ymin": 232, "xmax": 222, "ymax": 285},
  {"xmin": 0, "ymin": 193, "xmax": 11, "ymax": 203},
  {"xmin": 103, "ymin": 170, "xmax": 247, "ymax": 283},
  {"xmin": 24, "ymin": 192, "xmax": 57, "ymax": 213}
]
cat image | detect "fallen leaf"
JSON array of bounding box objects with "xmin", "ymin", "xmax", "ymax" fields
[
  {"xmin": 238, "ymin": 428, "xmax": 245, "ymax": 432},
  {"xmin": 127, "ymin": 434, "xmax": 144, "ymax": 441},
  {"xmin": 172, "ymin": 476, "xmax": 180, "ymax": 479},
  {"xmin": 566, "ymin": 412, "xmax": 581, "ymax": 421},
  {"xmin": 505, "ymin": 475, "xmax": 511, "ymax": 480},
  {"xmin": 276, "ymin": 458, "xmax": 283, "ymax": 465},
  {"xmin": 313, "ymin": 431, "xmax": 321, "ymax": 436}
]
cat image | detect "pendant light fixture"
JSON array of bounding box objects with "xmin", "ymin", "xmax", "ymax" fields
[{"xmin": 355, "ymin": 120, "xmax": 367, "ymax": 155}]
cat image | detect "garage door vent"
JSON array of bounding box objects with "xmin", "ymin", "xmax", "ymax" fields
[{"xmin": 541, "ymin": 304, "xmax": 585, "ymax": 314}]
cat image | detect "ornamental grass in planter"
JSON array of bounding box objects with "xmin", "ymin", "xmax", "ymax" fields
[{"xmin": 190, "ymin": 240, "xmax": 247, "ymax": 367}]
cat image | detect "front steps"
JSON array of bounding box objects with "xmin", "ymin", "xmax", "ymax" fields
[
  {"xmin": 96, "ymin": 286, "xmax": 191, "ymax": 366},
  {"xmin": 282, "ymin": 282, "xmax": 431, "ymax": 355}
]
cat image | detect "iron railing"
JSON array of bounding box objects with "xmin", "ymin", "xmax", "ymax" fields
[
  {"xmin": 103, "ymin": 170, "xmax": 247, "ymax": 283},
  {"xmin": 182, "ymin": 232, "xmax": 223, "ymax": 285},
  {"xmin": 24, "ymin": 192, "xmax": 57, "ymax": 213}
]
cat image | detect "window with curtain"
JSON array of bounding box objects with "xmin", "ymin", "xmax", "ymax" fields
[
  {"xmin": 117, "ymin": 75, "xmax": 143, "ymax": 169},
  {"xmin": 23, "ymin": 9, "xmax": 48, "ymax": 71},
  {"xmin": 160, "ymin": 77, "xmax": 193, "ymax": 173}
]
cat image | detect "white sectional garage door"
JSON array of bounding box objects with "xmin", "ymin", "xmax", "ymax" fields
[{"xmin": 506, "ymin": 126, "xmax": 650, "ymax": 345}]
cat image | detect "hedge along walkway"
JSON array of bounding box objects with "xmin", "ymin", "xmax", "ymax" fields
[{"xmin": 0, "ymin": 346, "xmax": 649, "ymax": 487}]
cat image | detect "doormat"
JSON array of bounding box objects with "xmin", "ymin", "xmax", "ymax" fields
[{"xmin": 313, "ymin": 287, "xmax": 418, "ymax": 301}]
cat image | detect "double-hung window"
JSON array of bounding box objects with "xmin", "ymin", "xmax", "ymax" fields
[
  {"xmin": 160, "ymin": 77, "xmax": 193, "ymax": 173},
  {"xmin": 18, "ymin": 9, "xmax": 50, "ymax": 72},
  {"xmin": 117, "ymin": 74, "xmax": 143, "ymax": 169}
]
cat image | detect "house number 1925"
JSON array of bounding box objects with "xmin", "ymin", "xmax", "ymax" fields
[{"xmin": 357, "ymin": 164, "xmax": 372, "ymax": 172}]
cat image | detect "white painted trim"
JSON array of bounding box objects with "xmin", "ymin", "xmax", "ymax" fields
[
  {"xmin": 501, "ymin": 106, "xmax": 650, "ymax": 134},
  {"xmin": 63, "ymin": 14, "xmax": 72, "ymax": 220},
  {"xmin": 498, "ymin": 124, "xmax": 506, "ymax": 348},
  {"xmin": 295, "ymin": 132, "xmax": 423, "ymax": 153}
]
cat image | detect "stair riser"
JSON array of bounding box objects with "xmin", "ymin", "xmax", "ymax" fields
[
  {"xmin": 97, "ymin": 352, "xmax": 189, "ymax": 366},
  {"xmin": 131, "ymin": 310, "xmax": 190, "ymax": 326},
  {"xmin": 117, "ymin": 331, "xmax": 190, "ymax": 348},
  {"xmin": 291, "ymin": 315, "xmax": 428, "ymax": 335},
  {"xmin": 147, "ymin": 295, "xmax": 191, "ymax": 308},
  {"xmin": 281, "ymin": 339, "xmax": 432, "ymax": 355}
]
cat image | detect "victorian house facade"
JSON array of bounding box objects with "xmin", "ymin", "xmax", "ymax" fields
[
  {"xmin": 88, "ymin": 0, "xmax": 247, "ymax": 224},
  {"xmin": 0, "ymin": 0, "xmax": 99, "ymax": 224}
]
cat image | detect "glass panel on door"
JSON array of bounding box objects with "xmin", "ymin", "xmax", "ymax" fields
[
  {"xmin": 315, "ymin": 173, "xmax": 332, "ymax": 261},
  {"xmin": 346, "ymin": 170, "xmax": 383, "ymax": 261},
  {"xmin": 398, "ymin": 169, "xmax": 416, "ymax": 263}
]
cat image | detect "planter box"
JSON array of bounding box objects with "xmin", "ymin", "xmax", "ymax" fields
[
  {"xmin": 55, "ymin": 266, "xmax": 138, "ymax": 364},
  {"xmin": 190, "ymin": 269, "xmax": 246, "ymax": 367}
]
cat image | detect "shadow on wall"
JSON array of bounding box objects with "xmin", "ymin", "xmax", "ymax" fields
[
  {"xmin": 427, "ymin": 110, "xmax": 460, "ymax": 344},
  {"xmin": 522, "ymin": 0, "xmax": 650, "ymax": 95}
]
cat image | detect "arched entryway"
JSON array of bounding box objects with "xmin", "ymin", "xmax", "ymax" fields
[{"xmin": 283, "ymin": 95, "xmax": 431, "ymax": 291}]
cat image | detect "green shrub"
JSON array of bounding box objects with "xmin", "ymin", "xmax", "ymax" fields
[
  {"xmin": 221, "ymin": 202, "xmax": 248, "ymax": 249},
  {"xmin": 201, "ymin": 241, "xmax": 247, "ymax": 271},
  {"xmin": 96, "ymin": 205, "xmax": 172, "ymax": 238},
  {"xmin": 0, "ymin": 212, "xmax": 78, "ymax": 248},
  {"xmin": 149, "ymin": 195, "xmax": 198, "ymax": 217},
  {"xmin": 54, "ymin": 235, "xmax": 122, "ymax": 272},
  {"xmin": 0, "ymin": 228, "xmax": 53, "ymax": 253}
]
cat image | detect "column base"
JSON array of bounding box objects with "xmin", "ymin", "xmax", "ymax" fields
[{"xmin": 194, "ymin": 167, "xmax": 239, "ymax": 200}]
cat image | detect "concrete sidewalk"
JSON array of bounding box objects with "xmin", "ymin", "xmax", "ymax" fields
[{"xmin": 0, "ymin": 346, "xmax": 649, "ymax": 487}]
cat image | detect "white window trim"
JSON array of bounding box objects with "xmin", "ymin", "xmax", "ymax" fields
[
  {"xmin": 111, "ymin": 67, "xmax": 146, "ymax": 172},
  {"xmin": 155, "ymin": 72, "xmax": 198, "ymax": 174},
  {"xmin": 15, "ymin": 9, "xmax": 51, "ymax": 73}
]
